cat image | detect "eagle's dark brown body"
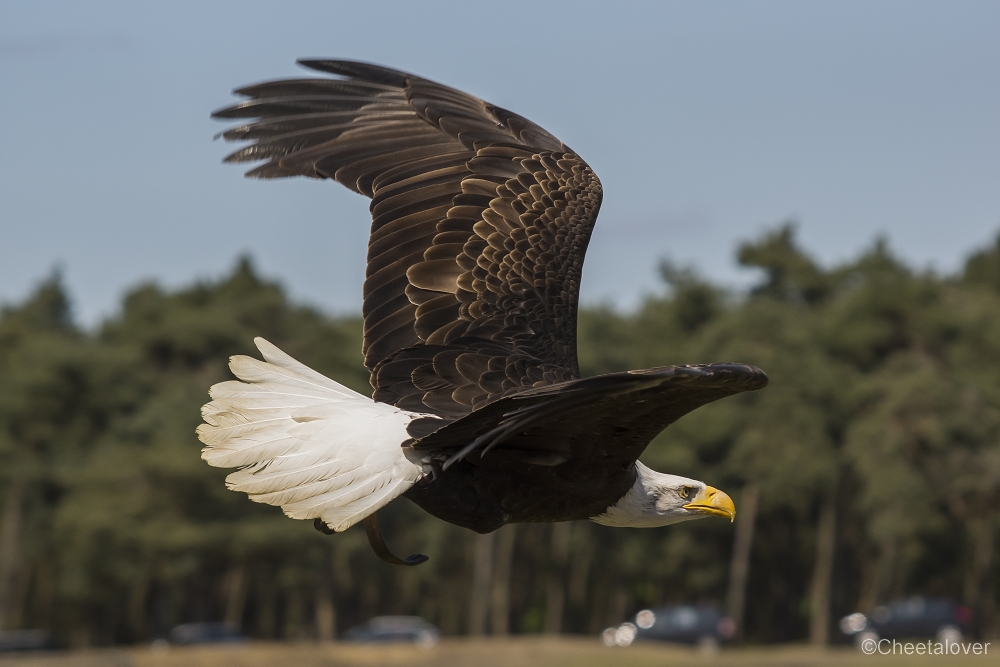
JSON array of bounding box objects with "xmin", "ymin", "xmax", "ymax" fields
[
  {"xmin": 403, "ymin": 455, "xmax": 637, "ymax": 533},
  {"xmin": 403, "ymin": 363, "xmax": 765, "ymax": 533}
]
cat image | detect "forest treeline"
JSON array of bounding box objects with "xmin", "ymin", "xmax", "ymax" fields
[{"xmin": 2, "ymin": 225, "xmax": 999, "ymax": 646}]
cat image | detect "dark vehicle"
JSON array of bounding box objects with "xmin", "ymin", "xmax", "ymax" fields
[
  {"xmin": 0, "ymin": 629, "xmax": 56, "ymax": 653},
  {"xmin": 602, "ymin": 605, "xmax": 735, "ymax": 649},
  {"xmin": 343, "ymin": 616, "xmax": 440, "ymax": 646},
  {"xmin": 840, "ymin": 597, "xmax": 972, "ymax": 646},
  {"xmin": 168, "ymin": 622, "xmax": 248, "ymax": 645}
]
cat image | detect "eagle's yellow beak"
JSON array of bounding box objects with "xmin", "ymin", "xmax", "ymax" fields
[{"xmin": 683, "ymin": 485, "xmax": 736, "ymax": 522}]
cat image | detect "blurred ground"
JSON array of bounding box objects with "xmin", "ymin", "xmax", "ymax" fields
[{"xmin": 2, "ymin": 637, "xmax": 997, "ymax": 667}]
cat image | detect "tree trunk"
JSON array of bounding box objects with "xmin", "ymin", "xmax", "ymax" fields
[
  {"xmin": 32, "ymin": 559, "xmax": 55, "ymax": 631},
  {"xmin": 608, "ymin": 588, "xmax": 629, "ymax": 628},
  {"xmin": 283, "ymin": 589, "xmax": 306, "ymax": 640},
  {"xmin": 469, "ymin": 531, "xmax": 494, "ymax": 636},
  {"xmin": 0, "ymin": 481, "xmax": 26, "ymax": 631},
  {"xmin": 725, "ymin": 483, "xmax": 758, "ymax": 640},
  {"xmin": 856, "ymin": 538, "xmax": 896, "ymax": 614},
  {"xmin": 809, "ymin": 494, "xmax": 837, "ymax": 645},
  {"xmin": 587, "ymin": 570, "xmax": 611, "ymax": 634},
  {"xmin": 568, "ymin": 524, "xmax": 592, "ymax": 607},
  {"xmin": 544, "ymin": 522, "xmax": 571, "ymax": 634},
  {"xmin": 315, "ymin": 578, "xmax": 336, "ymax": 642},
  {"xmin": 256, "ymin": 576, "xmax": 278, "ymax": 639},
  {"xmin": 964, "ymin": 518, "xmax": 995, "ymax": 637},
  {"xmin": 491, "ymin": 525, "xmax": 517, "ymax": 636},
  {"xmin": 223, "ymin": 564, "xmax": 247, "ymax": 628},
  {"xmin": 127, "ymin": 575, "xmax": 150, "ymax": 642}
]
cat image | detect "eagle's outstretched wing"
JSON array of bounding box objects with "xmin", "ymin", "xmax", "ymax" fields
[
  {"xmin": 414, "ymin": 363, "xmax": 769, "ymax": 469},
  {"xmin": 214, "ymin": 60, "xmax": 602, "ymax": 418}
]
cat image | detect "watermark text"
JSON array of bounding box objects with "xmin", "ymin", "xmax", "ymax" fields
[{"xmin": 860, "ymin": 637, "xmax": 989, "ymax": 656}]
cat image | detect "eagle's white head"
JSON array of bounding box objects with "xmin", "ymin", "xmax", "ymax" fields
[{"xmin": 590, "ymin": 461, "xmax": 736, "ymax": 528}]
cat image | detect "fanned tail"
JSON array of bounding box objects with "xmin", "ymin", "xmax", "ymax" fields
[{"xmin": 198, "ymin": 338, "xmax": 434, "ymax": 532}]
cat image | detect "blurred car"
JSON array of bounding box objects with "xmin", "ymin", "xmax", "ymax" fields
[
  {"xmin": 0, "ymin": 629, "xmax": 56, "ymax": 653},
  {"xmin": 168, "ymin": 622, "xmax": 248, "ymax": 645},
  {"xmin": 839, "ymin": 596, "xmax": 972, "ymax": 647},
  {"xmin": 343, "ymin": 616, "xmax": 440, "ymax": 646},
  {"xmin": 602, "ymin": 605, "xmax": 735, "ymax": 649}
]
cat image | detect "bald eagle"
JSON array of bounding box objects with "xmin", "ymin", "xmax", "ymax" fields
[{"xmin": 200, "ymin": 60, "xmax": 767, "ymax": 565}]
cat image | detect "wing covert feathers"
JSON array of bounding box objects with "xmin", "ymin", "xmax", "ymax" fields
[
  {"xmin": 198, "ymin": 338, "xmax": 437, "ymax": 532},
  {"xmin": 213, "ymin": 60, "xmax": 603, "ymax": 417}
]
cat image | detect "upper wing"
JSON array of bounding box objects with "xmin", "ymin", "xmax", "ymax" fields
[{"xmin": 214, "ymin": 60, "xmax": 602, "ymax": 418}]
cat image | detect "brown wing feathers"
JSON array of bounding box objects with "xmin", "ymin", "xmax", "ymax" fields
[{"xmin": 213, "ymin": 60, "xmax": 603, "ymax": 419}]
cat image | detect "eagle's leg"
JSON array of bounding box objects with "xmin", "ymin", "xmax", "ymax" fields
[
  {"xmin": 313, "ymin": 516, "xmax": 428, "ymax": 565},
  {"xmin": 363, "ymin": 513, "xmax": 429, "ymax": 566}
]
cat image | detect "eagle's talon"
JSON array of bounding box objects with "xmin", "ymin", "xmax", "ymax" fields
[
  {"xmin": 313, "ymin": 518, "xmax": 336, "ymax": 535},
  {"xmin": 363, "ymin": 513, "xmax": 428, "ymax": 566}
]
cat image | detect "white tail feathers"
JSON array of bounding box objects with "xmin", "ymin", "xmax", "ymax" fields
[{"xmin": 198, "ymin": 338, "xmax": 432, "ymax": 532}]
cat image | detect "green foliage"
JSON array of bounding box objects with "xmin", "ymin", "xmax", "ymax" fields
[
  {"xmin": 2, "ymin": 227, "xmax": 999, "ymax": 646},
  {"xmin": 737, "ymin": 223, "xmax": 832, "ymax": 305},
  {"xmin": 963, "ymin": 233, "xmax": 1000, "ymax": 293}
]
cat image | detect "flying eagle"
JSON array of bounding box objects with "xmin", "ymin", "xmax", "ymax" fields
[{"xmin": 200, "ymin": 60, "xmax": 767, "ymax": 565}]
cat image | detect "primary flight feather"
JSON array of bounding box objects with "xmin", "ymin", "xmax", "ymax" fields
[{"xmin": 201, "ymin": 59, "xmax": 767, "ymax": 565}]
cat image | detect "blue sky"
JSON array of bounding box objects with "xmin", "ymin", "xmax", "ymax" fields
[{"xmin": 2, "ymin": 1, "xmax": 998, "ymax": 324}]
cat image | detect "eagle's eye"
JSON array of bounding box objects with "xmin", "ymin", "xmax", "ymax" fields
[{"xmin": 679, "ymin": 486, "xmax": 692, "ymax": 499}]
